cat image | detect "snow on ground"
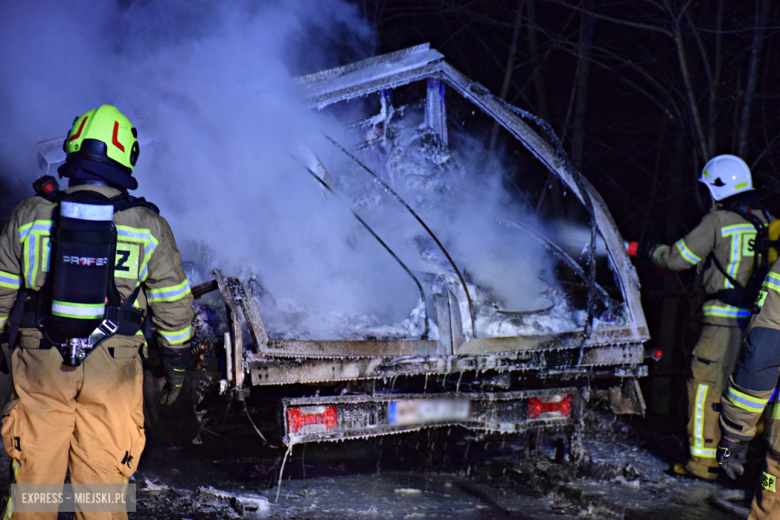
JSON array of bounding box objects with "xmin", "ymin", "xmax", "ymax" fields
[
  {"xmin": 122, "ymin": 409, "xmax": 748, "ymax": 519},
  {"xmin": 0, "ymin": 401, "xmax": 749, "ymax": 519}
]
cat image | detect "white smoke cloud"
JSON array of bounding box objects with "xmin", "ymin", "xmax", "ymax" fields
[{"xmin": 0, "ymin": 0, "xmax": 566, "ymax": 338}]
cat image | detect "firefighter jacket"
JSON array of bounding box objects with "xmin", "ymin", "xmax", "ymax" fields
[
  {"xmin": 720, "ymin": 259, "xmax": 780, "ymax": 452},
  {"xmin": 0, "ymin": 184, "xmax": 194, "ymax": 351},
  {"xmin": 650, "ymin": 205, "xmax": 770, "ymax": 326}
]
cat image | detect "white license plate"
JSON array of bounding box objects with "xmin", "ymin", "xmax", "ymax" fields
[{"xmin": 388, "ymin": 399, "xmax": 470, "ymax": 425}]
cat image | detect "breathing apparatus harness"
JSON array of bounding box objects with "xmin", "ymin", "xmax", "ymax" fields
[
  {"xmin": 7, "ymin": 176, "xmax": 159, "ymax": 367},
  {"xmin": 706, "ymin": 202, "xmax": 776, "ymax": 311}
]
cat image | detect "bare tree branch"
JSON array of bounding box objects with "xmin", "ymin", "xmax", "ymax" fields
[
  {"xmin": 665, "ymin": 0, "xmax": 707, "ymax": 159},
  {"xmin": 542, "ymin": 0, "xmax": 672, "ymax": 36}
]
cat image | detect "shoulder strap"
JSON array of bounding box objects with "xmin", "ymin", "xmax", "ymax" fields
[
  {"xmin": 708, "ymin": 253, "xmax": 744, "ymax": 290},
  {"xmin": 107, "ymin": 193, "xmax": 160, "ymax": 214},
  {"xmin": 710, "ymin": 253, "xmax": 745, "ymax": 289},
  {"xmin": 710, "ymin": 203, "xmax": 772, "ymax": 306},
  {"xmin": 6, "ymin": 288, "xmax": 29, "ymax": 349},
  {"xmin": 720, "ymin": 202, "xmax": 768, "ymax": 237}
]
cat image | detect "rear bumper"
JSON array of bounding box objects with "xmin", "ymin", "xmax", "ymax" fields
[{"xmin": 281, "ymin": 388, "xmax": 580, "ymax": 446}]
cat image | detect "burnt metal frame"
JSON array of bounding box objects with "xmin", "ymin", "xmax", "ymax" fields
[
  {"xmin": 35, "ymin": 45, "xmax": 651, "ymax": 399},
  {"xmin": 208, "ymin": 44, "xmax": 651, "ymax": 397},
  {"xmin": 296, "ymin": 43, "xmax": 647, "ymax": 348}
]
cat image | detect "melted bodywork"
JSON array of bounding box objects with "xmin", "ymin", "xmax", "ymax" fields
[
  {"xmin": 214, "ymin": 45, "xmax": 649, "ymax": 445},
  {"xmin": 38, "ymin": 44, "xmax": 650, "ymax": 446}
]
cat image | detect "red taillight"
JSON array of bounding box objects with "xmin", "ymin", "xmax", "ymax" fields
[
  {"xmin": 653, "ymin": 349, "xmax": 663, "ymax": 361},
  {"xmin": 527, "ymin": 395, "xmax": 573, "ymax": 419},
  {"xmin": 286, "ymin": 405, "xmax": 338, "ymax": 434},
  {"xmin": 558, "ymin": 395, "xmax": 572, "ymax": 416},
  {"xmin": 527, "ymin": 398, "xmax": 544, "ymax": 419}
]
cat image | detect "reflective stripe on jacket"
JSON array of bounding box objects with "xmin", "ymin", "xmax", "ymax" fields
[
  {"xmin": 651, "ymin": 206, "xmax": 769, "ymax": 326},
  {"xmin": 720, "ymin": 260, "xmax": 780, "ymax": 451},
  {"xmin": 0, "ymin": 184, "xmax": 194, "ymax": 350}
]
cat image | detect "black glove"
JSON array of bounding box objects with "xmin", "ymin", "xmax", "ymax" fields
[
  {"xmin": 159, "ymin": 346, "xmax": 190, "ymax": 406},
  {"xmin": 638, "ymin": 240, "xmax": 657, "ymax": 259},
  {"xmin": 627, "ymin": 240, "xmax": 657, "ymax": 259},
  {"xmin": 717, "ymin": 436, "xmax": 748, "ymax": 480}
]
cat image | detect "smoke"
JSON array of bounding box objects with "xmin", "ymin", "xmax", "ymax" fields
[
  {"xmin": 0, "ymin": 1, "xmax": 564, "ymax": 338},
  {"xmin": 325, "ymin": 118, "xmax": 558, "ymax": 315},
  {"xmin": 550, "ymin": 221, "xmax": 610, "ymax": 259}
]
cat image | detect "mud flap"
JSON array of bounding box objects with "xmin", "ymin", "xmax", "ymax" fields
[{"xmin": 605, "ymin": 377, "xmax": 646, "ymax": 416}]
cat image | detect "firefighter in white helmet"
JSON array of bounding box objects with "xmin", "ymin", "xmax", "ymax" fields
[{"xmin": 629, "ymin": 154, "xmax": 773, "ymax": 480}]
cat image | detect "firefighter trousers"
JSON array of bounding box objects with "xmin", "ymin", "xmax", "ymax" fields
[
  {"xmin": 1, "ymin": 340, "xmax": 145, "ymax": 520},
  {"xmin": 686, "ymin": 324, "xmax": 744, "ymax": 479},
  {"xmin": 748, "ymin": 451, "xmax": 780, "ymax": 520}
]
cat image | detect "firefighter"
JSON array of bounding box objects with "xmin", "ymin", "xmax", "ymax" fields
[
  {"xmin": 630, "ymin": 154, "xmax": 771, "ymax": 480},
  {"xmin": 718, "ymin": 262, "xmax": 780, "ymax": 518},
  {"xmin": 0, "ymin": 105, "xmax": 193, "ymax": 519}
]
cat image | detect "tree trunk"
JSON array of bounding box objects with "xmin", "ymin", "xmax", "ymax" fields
[
  {"xmin": 528, "ymin": 0, "xmax": 563, "ymax": 217},
  {"xmin": 707, "ymin": 0, "xmax": 724, "ymax": 158},
  {"xmin": 570, "ymin": 0, "xmax": 596, "ymax": 171},
  {"xmin": 738, "ymin": 0, "xmax": 771, "ymax": 157},
  {"xmin": 527, "ymin": 0, "xmax": 549, "ymax": 121},
  {"xmin": 489, "ymin": 0, "xmax": 526, "ymax": 152}
]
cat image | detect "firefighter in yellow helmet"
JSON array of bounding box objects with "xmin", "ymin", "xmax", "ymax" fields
[
  {"xmin": 0, "ymin": 105, "xmax": 193, "ymax": 519},
  {"xmin": 629, "ymin": 155, "xmax": 773, "ymax": 480}
]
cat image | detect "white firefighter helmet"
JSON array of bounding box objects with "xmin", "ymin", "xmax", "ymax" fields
[{"xmin": 699, "ymin": 154, "xmax": 753, "ymax": 201}]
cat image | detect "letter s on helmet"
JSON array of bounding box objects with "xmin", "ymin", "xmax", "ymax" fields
[
  {"xmin": 699, "ymin": 154, "xmax": 752, "ymax": 201},
  {"xmin": 62, "ymin": 105, "xmax": 140, "ymax": 173}
]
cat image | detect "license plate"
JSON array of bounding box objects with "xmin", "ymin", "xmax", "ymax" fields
[{"xmin": 388, "ymin": 399, "xmax": 470, "ymax": 425}]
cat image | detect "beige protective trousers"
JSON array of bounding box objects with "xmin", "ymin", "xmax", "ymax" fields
[
  {"xmin": 1, "ymin": 342, "xmax": 145, "ymax": 520},
  {"xmin": 686, "ymin": 324, "xmax": 744, "ymax": 479},
  {"xmin": 749, "ymin": 452, "xmax": 780, "ymax": 519}
]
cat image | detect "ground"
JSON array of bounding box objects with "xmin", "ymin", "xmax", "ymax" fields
[
  {"xmin": 131, "ymin": 407, "xmax": 754, "ymax": 519},
  {"xmin": 0, "ymin": 398, "xmax": 755, "ymax": 519}
]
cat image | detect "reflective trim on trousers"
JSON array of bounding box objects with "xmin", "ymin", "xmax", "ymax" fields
[
  {"xmin": 690, "ymin": 446, "xmax": 717, "ymax": 458},
  {"xmin": 693, "ymin": 384, "xmax": 708, "ymax": 453},
  {"xmin": 3, "ymin": 458, "xmax": 21, "ymax": 519}
]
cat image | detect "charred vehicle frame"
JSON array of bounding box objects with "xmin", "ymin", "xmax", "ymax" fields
[{"xmin": 37, "ymin": 44, "xmax": 651, "ymax": 452}]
